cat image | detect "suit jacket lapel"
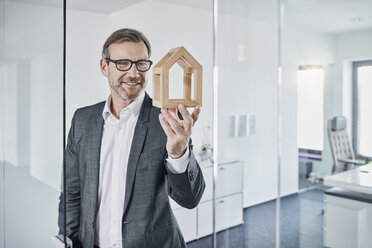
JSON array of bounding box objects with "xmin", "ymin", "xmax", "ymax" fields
[
  {"xmin": 87, "ymin": 102, "xmax": 105, "ymax": 213},
  {"xmin": 123, "ymin": 93, "xmax": 152, "ymax": 215}
]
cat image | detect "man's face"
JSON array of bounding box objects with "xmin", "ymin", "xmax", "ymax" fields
[{"xmin": 100, "ymin": 41, "xmax": 149, "ymax": 101}]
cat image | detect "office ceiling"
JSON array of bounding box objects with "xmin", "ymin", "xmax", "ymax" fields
[
  {"xmin": 7, "ymin": 0, "xmax": 372, "ymax": 34},
  {"xmin": 283, "ymin": 0, "xmax": 372, "ymax": 34}
]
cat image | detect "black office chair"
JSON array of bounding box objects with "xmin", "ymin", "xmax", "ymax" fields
[{"xmin": 327, "ymin": 116, "xmax": 366, "ymax": 174}]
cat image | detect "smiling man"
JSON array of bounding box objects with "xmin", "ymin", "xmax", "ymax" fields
[{"xmin": 58, "ymin": 28, "xmax": 205, "ymax": 248}]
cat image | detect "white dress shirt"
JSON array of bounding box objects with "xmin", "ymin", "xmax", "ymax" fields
[{"xmin": 94, "ymin": 91, "xmax": 190, "ymax": 248}]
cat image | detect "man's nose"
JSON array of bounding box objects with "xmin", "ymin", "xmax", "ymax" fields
[{"xmin": 127, "ymin": 63, "xmax": 139, "ymax": 77}]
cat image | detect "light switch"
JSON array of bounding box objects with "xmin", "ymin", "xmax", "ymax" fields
[
  {"xmin": 232, "ymin": 114, "xmax": 255, "ymax": 137},
  {"xmin": 248, "ymin": 114, "xmax": 255, "ymax": 135}
]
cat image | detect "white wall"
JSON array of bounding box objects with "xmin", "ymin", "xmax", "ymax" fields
[
  {"xmin": 66, "ymin": 9, "xmax": 110, "ymax": 125},
  {"xmin": 217, "ymin": 12, "xmax": 280, "ymax": 206},
  {"xmin": 281, "ymin": 25, "xmax": 336, "ymax": 180},
  {"xmin": 30, "ymin": 50, "xmax": 63, "ymax": 190},
  {"xmin": 3, "ymin": 63, "xmax": 18, "ymax": 167}
]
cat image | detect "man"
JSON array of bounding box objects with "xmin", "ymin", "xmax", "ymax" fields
[{"xmin": 58, "ymin": 28, "xmax": 205, "ymax": 248}]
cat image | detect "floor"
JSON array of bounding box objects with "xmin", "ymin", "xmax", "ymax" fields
[{"xmin": 187, "ymin": 185, "xmax": 327, "ymax": 248}]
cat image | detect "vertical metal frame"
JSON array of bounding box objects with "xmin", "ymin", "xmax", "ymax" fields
[
  {"xmin": 212, "ymin": 0, "xmax": 219, "ymax": 247},
  {"xmin": 0, "ymin": 0, "xmax": 5, "ymax": 246},
  {"xmin": 63, "ymin": 0, "xmax": 67, "ymax": 246},
  {"xmin": 276, "ymin": 1, "xmax": 284, "ymax": 247}
]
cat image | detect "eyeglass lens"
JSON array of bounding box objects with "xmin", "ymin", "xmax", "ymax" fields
[{"xmin": 116, "ymin": 60, "xmax": 151, "ymax": 71}]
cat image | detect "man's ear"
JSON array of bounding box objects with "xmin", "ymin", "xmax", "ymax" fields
[{"xmin": 100, "ymin": 58, "xmax": 108, "ymax": 77}]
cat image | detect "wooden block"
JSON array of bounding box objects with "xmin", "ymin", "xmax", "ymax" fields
[
  {"xmin": 194, "ymin": 69, "xmax": 202, "ymax": 106},
  {"xmin": 161, "ymin": 71, "xmax": 169, "ymax": 103},
  {"xmin": 177, "ymin": 58, "xmax": 191, "ymax": 69},
  {"xmin": 152, "ymin": 46, "xmax": 202, "ymax": 108},
  {"xmin": 183, "ymin": 72, "xmax": 191, "ymax": 100},
  {"xmin": 153, "ymin": 73, "xmax": 160, "ymax": 102},
  {"xmin": 152, "ymin": 67, "xmax": 163, "ymax": 74},
  {"xmin": 184, "ymin": 67, "xmax": 193, "ymax": 74}
]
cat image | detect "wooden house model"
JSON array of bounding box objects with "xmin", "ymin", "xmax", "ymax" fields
[{"xmin": 152, "ymin": 46, "xmax": 202, "ymax": 108}]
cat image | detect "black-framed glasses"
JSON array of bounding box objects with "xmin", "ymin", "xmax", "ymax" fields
[{"xmin": 105, "ymin": 58, "xmax": 153, "ymax": 72}]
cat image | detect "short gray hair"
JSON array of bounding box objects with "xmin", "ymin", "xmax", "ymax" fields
[{"xmin": 102, "ymin": 28, "xmax": 151, "ymax": 58}]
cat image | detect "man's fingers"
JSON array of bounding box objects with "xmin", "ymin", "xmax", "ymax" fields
[
  {"xmin": 159, "ymin": 114, "xmax": 176, "ymax": 137},
  {"xmin": 167, "ymin": 108, "xmax": 180, "ymax": 122},
  {"xmin": 161, "ymin": 109, "xmax": 185, "ymax": 135},
  {"xmin": 177, "ymin": 105, "xmax": 194, "ymax": 131},
  {"xmin": 191, "ymin": 105, "xmax": 201, "ymax": 126}
]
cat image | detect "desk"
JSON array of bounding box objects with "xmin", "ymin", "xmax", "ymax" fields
[
  {"xmin": 323, "ymin": 164, "xmax": 372, "ymax": 248},
  {"xmin": 324, "ymin": 164, "xmax": 372, "ymax": 194}
]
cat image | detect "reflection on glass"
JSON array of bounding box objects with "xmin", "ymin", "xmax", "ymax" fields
[
  {"xmin": 214, "ymin": 0, "xmax": 279, "ymax": 247},
  {"xmin": 1, "ymin": 0, "xmax": 63, "ymax": 247},
  {"xmin": 282, "ymin": 0, "xmax": 372, "ymax": 247}
]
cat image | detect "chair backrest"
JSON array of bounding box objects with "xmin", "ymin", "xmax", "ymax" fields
[{"xmin": 327, "ymin": 116, "xmax": 355, "ymax": 173}]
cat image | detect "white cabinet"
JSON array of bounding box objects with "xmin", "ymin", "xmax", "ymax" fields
[
  {"xmin": 324, "ymin": 193, "xmax": 372, "ymax": 248},
  {"xmin": 198, "ymin": 193, "xmax": 243, "ymax": 237},
  {"xmin": 216, "ymin": 162, "xmax": 243, "ymax": 198},
  {"xmin": 215, "ymin": 193, "xmax": 243, "ymax": 232},
  {"xmin": 170, "ymin": 159, "xmax": 244, "ymax": 242},
  {"xmin": 173, "ymin": 208, "xmax": 197, "ymax": 242},
  {"xmin": 197, "ymin": 200, "xmax": 213, "ymax": 237}
]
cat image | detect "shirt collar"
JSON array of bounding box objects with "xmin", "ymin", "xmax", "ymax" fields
[{"xmin": 102, "ymin": 91, "xmax": 145, "ymax": 120}]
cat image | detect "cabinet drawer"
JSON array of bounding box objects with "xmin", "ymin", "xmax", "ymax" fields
[
  {"xmin": 173, "ymin": 208, "xmax": 197, "ymax": 242},
  {"xmin": 197, "ymin": 193, "xmax": 243, "ymax": 238},
  {"xmin": 197, "ymin": 199, "xmax": 213, "ymax": 237},
  {"xmin": 216, "ymin": 162, "xmax": 243, "ymax": 197},
  {"xmin": 216, "ymin": 193, "xmax": 243, "ymax": 232},
  {"xmin": 201, "ymin": 161, "xmax": 243, "ymax": 202}
]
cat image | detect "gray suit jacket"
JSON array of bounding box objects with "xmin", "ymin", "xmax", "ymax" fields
[{"xmin": 58, "ymin": 93, "xmax": 205, "ymax": 248}]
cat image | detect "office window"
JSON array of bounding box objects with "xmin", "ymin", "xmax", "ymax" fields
[
  {"xmin": 297, "ymin": 66, "xmax": 324, "ymax": 152},
  {"xmin": 353, "ymin": 60, "xmax": 372, "ymax": 158}
]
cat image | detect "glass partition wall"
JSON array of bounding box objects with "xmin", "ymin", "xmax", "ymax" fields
[
  {"xmin": 65, "ymin": 1, "xmax": 214, "ymax": 248},
  {"xmin": 0, "ymin": 0, "xmax": 64, "ymax": 247},
  {"xmin": 280, "ymin": 0, "xmax": 372, "ymax": 247},
  {"xmin": 66, "ymin": 1, "xmax": 280, "ymax": 247},
  {"xmin": 2, "ymin": 0, "xmax": 371, "ymax": 247},
  {"xmin": 210, "ymin": 0, "xmax": 279, "ymax": 247}
]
